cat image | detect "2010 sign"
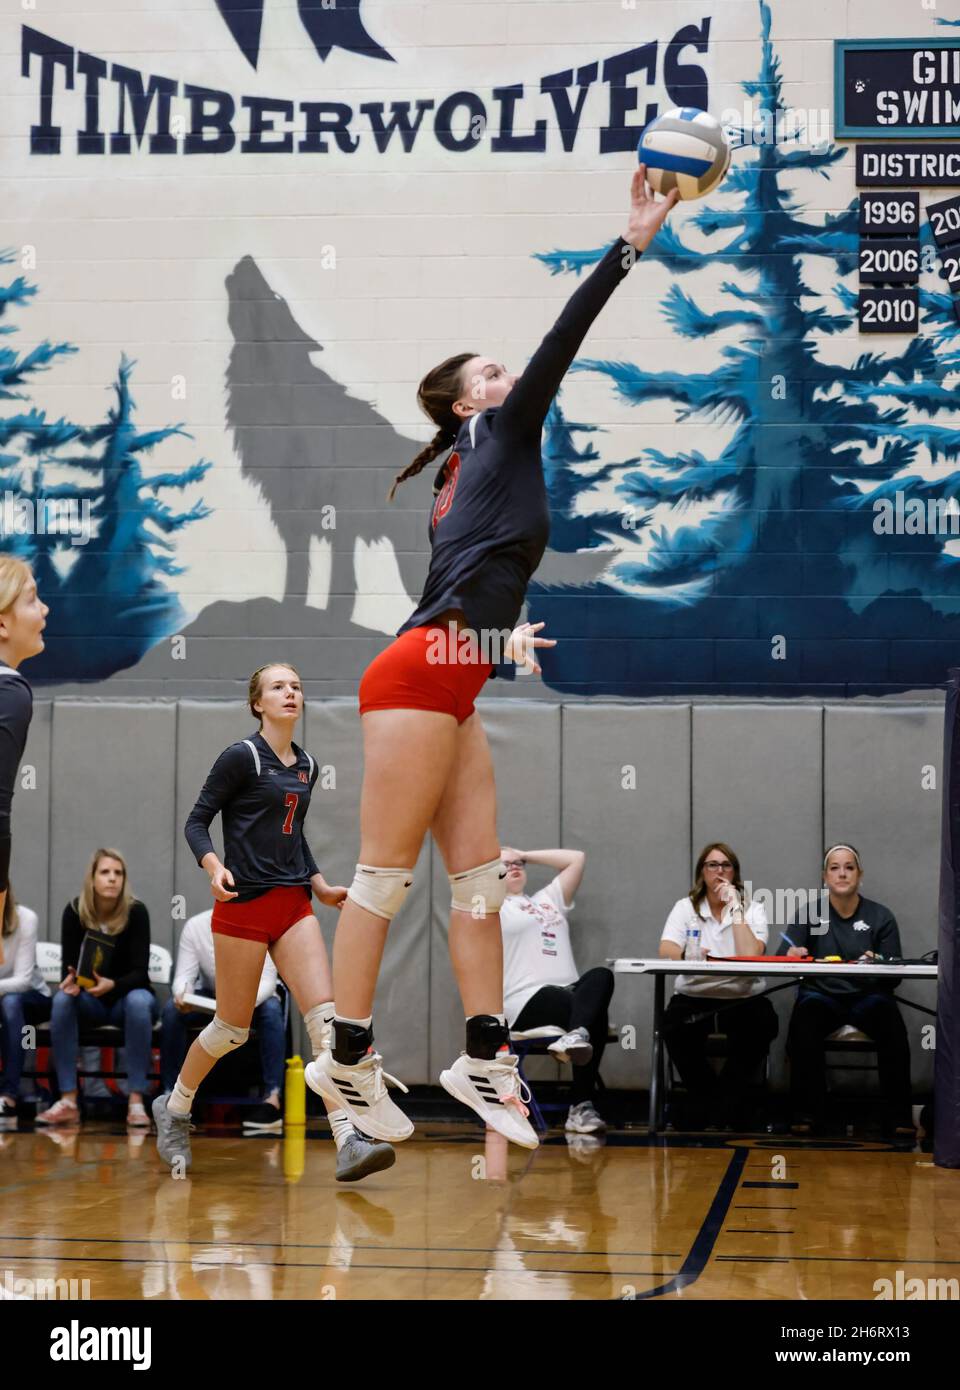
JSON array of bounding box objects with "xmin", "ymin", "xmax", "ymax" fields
[
  {"xmin": 858, "ymin": 192, "xmax": 920, "ymax": 236},
  {"xmin": 857, "ymin": 288, "xmax": 919, "ymax": 333},
  {"xmin": 858, "ymin": 240, "xmax": 920, "ymax": 285}
]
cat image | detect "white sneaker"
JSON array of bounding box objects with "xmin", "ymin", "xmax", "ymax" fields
[
  {"xmin": 565, "ymin": 1101, "xmax": 606, "ymax": 1134},
  {"xmin": 305, "ymin": 1049, "xmax": 414, "ymax": 1143},
  {"xmin": 35, "ymin": 1097, "xmax": 80, "ymax": 1127},
  {"xmin": 439, "ymin": 1053, "xmax": 540, "ymax": 1150},
  {"xmin": 548, "ymin": 1027, "xmax": 593, "ymax": 1065}
]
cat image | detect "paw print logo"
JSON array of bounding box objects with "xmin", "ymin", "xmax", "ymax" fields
[{"xmin": 855, "ymin": 80, "xmax": 866, "ymax": 93}]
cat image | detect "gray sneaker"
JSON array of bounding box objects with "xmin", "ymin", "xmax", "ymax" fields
[
  {"xmin": 152, "ymin": 1093, "xmax": 192, "ymax": 1170},
  {"xmin": 335, "ymin": 1131, "xmax": 396, "ymax": 1183},
  {"xmin": 548, "ymin": 1027, "xmax": 593, "ymax": 1066},
  {"xmin": 565, "ymin": 1101, "xmax": 607, "ymax": 1134}
]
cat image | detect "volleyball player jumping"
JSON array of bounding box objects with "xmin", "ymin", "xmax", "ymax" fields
[
  {"xmin": 306, "ymin": 169, "xmax": 678, "ymax": 1148},
  {"xmin": 153, "ymin": 662, "xmax": 395, "ymax": 1181}
]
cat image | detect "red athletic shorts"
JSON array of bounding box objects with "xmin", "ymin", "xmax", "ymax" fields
[
  {"xmin": 359, "ymin": 624, "xmax": 493, "ymax": 725},
  {"xmin": 211, "ymin": 884, "xmax": 313, "ymax": 944}
]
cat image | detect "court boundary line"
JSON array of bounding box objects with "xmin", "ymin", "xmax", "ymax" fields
[{"xmin": 634, "ymin": 1144, "xmax": 749, "ymax": 1299}]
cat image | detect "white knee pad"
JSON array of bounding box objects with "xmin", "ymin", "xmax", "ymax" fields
[
  {"xmin": 198, "ymin": 1014, "xmax": 250, "ymax": 1059},
  {"xmin": 450, "ymin": 858, "xmax": 508, "ymax": 915},
  {"xmin": 347, "ymin": 864, "xmax": 414, "ymax": 922}
]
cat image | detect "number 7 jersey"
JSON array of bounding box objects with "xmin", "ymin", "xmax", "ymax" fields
[{"xmin": 184, "ymin": 731, "xmax": 322, "ymax": 902}]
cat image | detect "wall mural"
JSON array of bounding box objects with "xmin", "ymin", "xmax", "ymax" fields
[{"xmin": 5, "ymin": 1, "xmax": 959, "ymax": 696}]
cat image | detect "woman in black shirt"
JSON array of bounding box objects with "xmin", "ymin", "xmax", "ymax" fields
[
  {"xmin": 308, "ymin": 170, "xmax": 678, "ymax": 1151},
  {"xmin": 784, "ymin": 844, "xmax": 914, "ymax": 1139},
  {"xmin": 39, "ymin": 847, "xmax": 158, "ymax": 1128},
  {"xmin": 153, "ymin": 662, "xmax": 395, "ymax": 1182}
]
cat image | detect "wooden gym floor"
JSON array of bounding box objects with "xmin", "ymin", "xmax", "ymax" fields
[{"xmin": 0, "ymin": 1123, "xmax": 957, "ymax": 1300}]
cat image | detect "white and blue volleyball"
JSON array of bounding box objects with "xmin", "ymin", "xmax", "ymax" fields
[{"xmin": 637, "ymin": 108, "xmax": 731, "ymax": 200}]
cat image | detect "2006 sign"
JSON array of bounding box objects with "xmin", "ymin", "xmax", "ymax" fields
[
  {"xmin": 858, "ymin": 240, "xmax": 919, "ymax": 285},
  {"xmin": 858, "ymin": 288, "xmax": 919, "ymax": 333}
]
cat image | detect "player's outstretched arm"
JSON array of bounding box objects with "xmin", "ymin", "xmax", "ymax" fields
[{"xmin": 495, "ymin": 169, "xmax": 678, "ymax": 442}]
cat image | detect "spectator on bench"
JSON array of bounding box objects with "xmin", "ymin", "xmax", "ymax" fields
[
  {"xmin": 163, "ymin": 908, "xmax": 286, "ymax": 1134},
  {"xmin": 38, "ymin": 848, "xmax": 157, "ymax": 1128},
  {"xmin": 0, "ymin": 884, "xmax": 51, "ymax": 1121},
  {"xmin": 499, "ymin": 845, "xmax": 613, "ymax": 1135},
  {"xmin": 784, "ymin": 843, "xmax": 914, "ymax": 1141},
  {"xmin": 660, "ymin": 842, "xmax": 777, "ymax": 1130}
]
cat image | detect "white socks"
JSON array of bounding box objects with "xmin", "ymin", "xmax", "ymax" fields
[
  {"xmin": 167, "ymin": 1078, "xmax": 196, "ymax": 1117},
  {"xmin": 303, "ymin": 1001, "xmax": 335, "ymax": 1059},
  {"xmin": 327, "ymin": 1109, "xmax": 355, "ymax": 1151}
]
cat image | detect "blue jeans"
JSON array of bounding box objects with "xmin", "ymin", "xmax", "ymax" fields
[
  {"xmin": 0, "ymin": 989, "xmax": 52, "ymax": 1098},
  {"xmin": 49, "ymin": 988, "xmax": 159, "ymax": 1094},
  {"xmin": 159, "ymin": 995, "xmax": 285, "ymax": 1096}
]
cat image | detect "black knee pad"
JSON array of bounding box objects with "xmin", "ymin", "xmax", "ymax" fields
[
  {"xmin": 333, "ymin": 1019, "xmax": 374, "ymax": 1065},
  {"xmin": 465, "ymin": 1014, "xmax": 509, "ymax": 1060}
]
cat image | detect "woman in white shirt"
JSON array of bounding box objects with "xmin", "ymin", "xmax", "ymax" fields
[
  {"xmin": 659, "ymin": 842, "xmax": 777, "ymax": 1129},
  {"xmin": 0, "ymin": 885, "xmax": 51, "ymax": 1121},
  {"xmin": 500, "ymin": 846, "xmax": 613, "ymax": 1134}
]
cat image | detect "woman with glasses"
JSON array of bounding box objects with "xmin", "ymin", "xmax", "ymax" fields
[{"xmin": 659, "ymin": 842, "xmax": 777, "ymax": 1129}]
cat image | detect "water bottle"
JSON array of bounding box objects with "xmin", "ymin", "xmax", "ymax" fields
[
  {"xmin": 685, "ymin": 920, "xmax": 704, "ymax": 961},
  {"xmin": 284, "ymin": 1054, "xmax": 306, "ymax": 1127}
]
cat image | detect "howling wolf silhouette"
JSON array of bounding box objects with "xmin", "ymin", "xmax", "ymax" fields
[
  {"xmin": 214, "ymin": 0, "xmax": 395, "ymax": 71},
  {"xmin": 225, "ymin": 255, "xmax": 428, "ymax": 626}
]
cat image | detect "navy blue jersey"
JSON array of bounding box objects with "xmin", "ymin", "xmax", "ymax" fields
[
  {"xmin": 0, "ymin": 664, "xmax": 33, "ymax": 891},
  {"xmin": 398, "ymin": 236, "xmax": 639, "ymax": 640},
  {"xmin": 184, "ymin": 731, "xmax": 321, "ymax": 903}
]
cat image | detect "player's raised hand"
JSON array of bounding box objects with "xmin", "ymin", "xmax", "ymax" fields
[{"xmin": 622, "ymin": 166, "xmax": 680, "ymax": 253}]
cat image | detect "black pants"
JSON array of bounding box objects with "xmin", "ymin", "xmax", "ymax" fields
[
  {"xmin": 664, "ymin": 992, "xmax": 778, "ymax": 1121},
  {"xmin": 787, "ymin": 988, "xmax": 912, "ymax": 1128},
  {"xmin": 513, "ymin": 967, "xmax": 614, "ymax": 1106}
]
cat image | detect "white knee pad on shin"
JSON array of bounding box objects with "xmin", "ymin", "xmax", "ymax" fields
[
  {"xmin": 449, "ymin": 858, "xmax": 507, "ymax": 915},
  {"xmin": 198, "ymin": 1014, "xmax": 250, "ymax": 1059},
  {"xmin": 347, "ymin": 864, "xmax": 414, "ymax": 922}
]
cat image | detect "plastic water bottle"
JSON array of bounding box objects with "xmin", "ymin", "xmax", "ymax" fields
[
  {"xmin": 284, "ymin": 1054, "xmax": 306, "ymax": 1127},
  {"xmin": 685, "ymin": 920, "xmax": 704, "ymax": 961}
]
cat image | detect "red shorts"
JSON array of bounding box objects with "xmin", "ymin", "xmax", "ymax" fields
[
  {"xmin": 211, "ymin": 884, "xmax": 313, "ymax": 945},
  {"xmin": 359, "ymin": 624, "xmax": 493, "ymax": 725}
]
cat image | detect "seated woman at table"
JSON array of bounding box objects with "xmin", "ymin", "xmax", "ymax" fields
[
  {"xmin": 782, "ymin": 843, "xmax": 913, "ymax": 1140},
  {"xmin": 659, "ymin": 842, "xmax": 776, "ymax": 1129}
]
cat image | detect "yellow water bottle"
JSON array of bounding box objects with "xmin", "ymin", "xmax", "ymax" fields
[{"xmin": 284, "ymin": 1055, "xmax": 306, "ymax": 1127}]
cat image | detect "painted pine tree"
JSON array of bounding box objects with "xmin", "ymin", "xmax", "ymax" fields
[
  {"xmin": 1, "ymin": 253, "xmax": 212, "ymax": 681},
  {"xmin": 533, "ymin": 0, "xmax": 960, "ymax": 697},
  {"xmin": 29, "ymin": 356, "xmax": 212, "ymax": 681},
  {"xmin": 0, "ymin": 249, "xmax": 80, "ymax": 565}
]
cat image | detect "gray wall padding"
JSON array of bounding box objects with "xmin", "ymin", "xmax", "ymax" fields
[{"xmin": 12, "ymin": 697, "xmax": 941, "ymax": 1094}]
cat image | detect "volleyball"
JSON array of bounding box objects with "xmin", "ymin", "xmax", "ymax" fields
[{"xmin": 637, "ymin": 107, "xmax": 731, "ymax": 200}]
